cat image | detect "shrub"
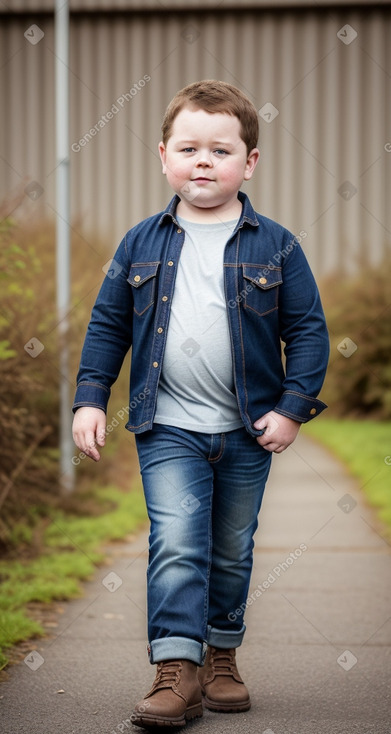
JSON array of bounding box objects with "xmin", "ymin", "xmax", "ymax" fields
[
  {"xmin": 320, "ymin": 256, "xmax": 391, "ymax": 419},
  {"xmin": 0, "ymin": 214, "xmax": 111, "ymax": 551},
  {"xmin": 0, "ymin": 219, "xmax": 58, "ymax": 540}
]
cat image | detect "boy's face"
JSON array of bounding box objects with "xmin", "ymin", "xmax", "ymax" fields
[{"xmin": 158, "ymin": 106, "xmax": 259, "ymax": 219}]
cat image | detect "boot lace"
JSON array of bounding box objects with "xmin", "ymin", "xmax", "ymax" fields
[
  {"xmin": 152, "ymin": 660, "xmax": 182, "ymax": 691},
  {"xmin": 210, "ymin": 648, "xmax": 236, "ymax": 676}
]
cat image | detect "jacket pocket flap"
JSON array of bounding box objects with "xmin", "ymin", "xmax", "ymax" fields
[
  {"xmin": 128, "ymin": 262, "xmax": 160, "ymax": 287},
  {"xmin": 243, "ymin": 265, "xmax": 282, "ymax": 290}
]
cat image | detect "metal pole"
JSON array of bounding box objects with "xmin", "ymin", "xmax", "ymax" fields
[{"xmin": 55, "ymin": 0, "xmax": 74, "ymax": 492}]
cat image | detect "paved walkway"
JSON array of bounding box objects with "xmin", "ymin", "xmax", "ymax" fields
[{"xmin": 1, "ymin": 435, "xmax": 391, "ymax": 734}]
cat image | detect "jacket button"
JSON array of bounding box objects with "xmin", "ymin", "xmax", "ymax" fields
[
  {"xmin": 134, "ymin": 274, "xmax": 141, "ymax": 282},
  {"xmin": 157, "ymin": 327, "xmax": 163, "ymax": 334},
  {"xmin": 153, "ymin": 361, "xmax": 159, "ymax": 368},
  {"xmin": 162, "ymin": 296, "xmax": 168, "ymax": 302},
  {"xmin": 177, "ymin": 228, "xmax": 182, "ymax": 234},
  {"xmin": 167, "ymin": 261, "xmax": 174, "ymax": 266},
  {"xmin": 259, "ymin": 277, "xmax": 267, "ymax": 284},
  {"xmin": 310, "ymin": 408, "xmax": 317, "ymax": 415}
]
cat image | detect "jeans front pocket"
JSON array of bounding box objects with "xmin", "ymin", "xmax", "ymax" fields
[
  {"xmin": 242, "ymin": 264, "xmax": 282, "ymax": 317},
  {"xmin": 128, "ymin": 262, "xmax": 160, "ymax": 316}
]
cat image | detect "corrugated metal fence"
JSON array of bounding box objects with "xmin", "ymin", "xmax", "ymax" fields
[{"xmin": 1, "ymin": 5, "xmax": 390, "ymax": 276}]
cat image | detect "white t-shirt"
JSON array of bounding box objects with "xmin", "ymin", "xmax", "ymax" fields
[{"xmin": 154, "ymin": 215, "xmax": 243, "ymax": 433}]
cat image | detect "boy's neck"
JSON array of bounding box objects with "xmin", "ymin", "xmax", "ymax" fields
[{"xmin": 175, "ymin": 195, "xmax": 242, "ymax": 223}]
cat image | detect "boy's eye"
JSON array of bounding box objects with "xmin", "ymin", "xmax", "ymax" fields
[{"xmin": 180, "ymin": 147, "xmax": 228, "ymax": 155}]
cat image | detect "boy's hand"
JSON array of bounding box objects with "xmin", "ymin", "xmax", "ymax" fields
[
  {"xmin": 253, "ymin": 411, "xmax": 301, "ymax": 453},
  {"xmin": 72, "ymin": 407, "xmax": 106, "ymax": 462}
]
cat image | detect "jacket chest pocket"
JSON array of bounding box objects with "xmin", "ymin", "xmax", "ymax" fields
[
  {"xmin": 242, "ymin": 264, "xmax": 282, "ymax": 317},
  {"xmin": 128, "ymin": 262, "xmax": 160, "ymax": 316}
]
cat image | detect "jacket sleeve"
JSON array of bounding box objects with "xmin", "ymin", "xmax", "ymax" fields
[
  {"xmin": 273, "ymin": 234, "xmax": 330, "ymax": 423},
  {"xmin": 72, "ymin": 235, "xmax": 133, "ymax": 414}
]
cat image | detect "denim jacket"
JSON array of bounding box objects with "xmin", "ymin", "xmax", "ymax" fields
[{"xmin": 73, "ymin": 191, "xmax": 329, "ymax": 436}]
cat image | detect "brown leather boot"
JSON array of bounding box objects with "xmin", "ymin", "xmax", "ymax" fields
[
  {"xmin": 198, "ymin": 646, "xmax": 251, "ymax": 712},
  {"xmin": 132, "ymin": 659, "xmax": 203, "ymax": 728}
]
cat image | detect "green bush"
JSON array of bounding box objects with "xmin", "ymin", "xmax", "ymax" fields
[
  {"xmin": 0, "ymin": 216, "xmax": 108, "ymax": 550},
  {"xmin": 320, "ymin": 257, "xmax": 391, "ymax": 419},
  {"xmin": 0, "ymin": 219, "xmax": 58, "ymax": 540}
]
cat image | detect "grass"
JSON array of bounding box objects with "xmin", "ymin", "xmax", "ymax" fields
[
  {"xmin": 0, "ymin": 482, "xmax": 147, "ymax": 670},
  {"xmin": 303, "ymin": 418, "xmax": 391, "ymax": 529},
  {"xmin": 45, "ymin": 485, "xmax": 147, "ymax": 551}
]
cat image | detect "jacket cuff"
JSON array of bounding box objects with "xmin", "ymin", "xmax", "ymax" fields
[
  {"xmin": 274, "ymin": 390, "xmax": 327, "ymax": 423},
  {"xmin": 72, "ymin": 381, "xmax": 110, "ymax": 414}
]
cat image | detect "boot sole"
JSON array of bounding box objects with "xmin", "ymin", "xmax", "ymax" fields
[
  {"xmin": 202, "ymin": 694, "xmax": 251, "ymax": 713},
  {"xmin": 131, "ymin": 701, "xmax": 203, "ymax": 728}
]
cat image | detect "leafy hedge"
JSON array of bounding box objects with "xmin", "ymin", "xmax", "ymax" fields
[
  {"xmin": 320, "ymin": 256, "xmax": 391, "ymax": 419},
  {"xmin": 0, "ymin": 216, "xmax": 104, "ymax": 551},
  {"xmin": 0, "ymin": 219, "xmax": 59, "ymax": 539}
]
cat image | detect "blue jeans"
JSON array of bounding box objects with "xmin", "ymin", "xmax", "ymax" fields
[{"xmin": 135, "ymin": 424, "xmax": 272, "ymax": 666}]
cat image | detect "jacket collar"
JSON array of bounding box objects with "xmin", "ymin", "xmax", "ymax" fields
[{"xmin": 158, "ymin": 191, "xmax": 259, "ymax": 231}]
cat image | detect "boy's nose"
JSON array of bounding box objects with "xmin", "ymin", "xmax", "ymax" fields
[{"xmin": 195, "ymin": 152, "xmax": 213, "ymax": 167}]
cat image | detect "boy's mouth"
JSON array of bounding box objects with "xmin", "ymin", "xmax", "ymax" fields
[{"xmin": 192, "ymin": 177, "xmax": 213, "ymax": 183}]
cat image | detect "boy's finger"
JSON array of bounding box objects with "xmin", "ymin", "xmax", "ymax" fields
[
  {"xmin": 253, "ymin": 416, "xmax": 267, "ymax": 430},
  {"xmin": 274, "ymin": 445, "xmax": 286, "ymax": 454},
  {"xmin": 95, "ymin": 415, "xmax": 107, "ymax": 446},
  {"xmin": 256, "ymin": 435, "xmax": 273, "ymax": 451},
  {"xmin": 96, "ymin": 430, "xmax": 106, "ymax": 446},
  {"xmin": 86, "ymin": 445, "xmax": 101, "ymax": 461},
  {"xmin": 83, "ymin": 430, "xmax": 100, "ymax": 460}
]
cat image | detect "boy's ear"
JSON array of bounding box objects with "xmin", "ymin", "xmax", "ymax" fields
[
  {"xmin": 158, "ymin": 142, "xmax": 167, "ymax": 174},
  {"xmin": 243, "ymin": 147, "xmax": 260, "ymax": 181}
]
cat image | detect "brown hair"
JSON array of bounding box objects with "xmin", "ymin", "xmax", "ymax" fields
[{"xmin": 161, "ymin": 80, "xmax": 259, "ymax": 155}]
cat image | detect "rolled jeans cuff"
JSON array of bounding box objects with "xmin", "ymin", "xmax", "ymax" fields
[
  {"xmin": 149, "ymin": 637, "xmax": 208, "ymax": 665},
  {"xmin": 207, "ymin": 623, "xmax": 246, "ymax": 649}
]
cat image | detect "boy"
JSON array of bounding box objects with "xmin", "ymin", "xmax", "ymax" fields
[{"xmin": 72, "ymin": 80, "xmax": 329, "ymax": 729}]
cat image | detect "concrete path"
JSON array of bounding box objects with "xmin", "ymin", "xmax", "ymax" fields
[{"xmin": 1, "ymin": 434, "xmax": 390, "ymax": 734}]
